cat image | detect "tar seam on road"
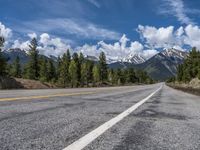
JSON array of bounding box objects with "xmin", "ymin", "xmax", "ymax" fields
[
  {"xmin": 63, "ymin": 85, "xmax": 163, "ymax": 150},
  {"xmin": 0, "ymin": 92, "xmax": 97, "ymax": 102}
]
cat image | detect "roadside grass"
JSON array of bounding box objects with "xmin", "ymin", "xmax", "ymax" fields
[{"xmin": 167, "ymin": 82, "xmax": 200, "ymax": 96}]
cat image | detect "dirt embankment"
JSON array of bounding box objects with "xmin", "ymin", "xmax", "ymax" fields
[
  {"xmin": 167, "ymin": 78, "xmax": 200, "ymax": 96},
  {"xmin": 0, "ymin": 76, "xmax": 56, "ymax": 89}
]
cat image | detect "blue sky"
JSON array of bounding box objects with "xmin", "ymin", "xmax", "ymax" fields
[{"xmin": 0, "ymin": 0, "xmax": 200, "ymax": 60}]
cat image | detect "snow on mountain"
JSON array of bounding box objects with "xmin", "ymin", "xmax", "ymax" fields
[
  {"xmin": 161, "ymin": 48, "xmax": 188, "ymax": 60},
  {"xmin": 123, "ymin": 53, "xmax": 146, "ymax": 64},
  {"xmin": 3, "ymin": 48, "xmax": 29, "ymax": 64},
  {"xmin": 85, "ymin": 53, "xmax": 146, "ymax": 64},
  {"xmin": 137, "ymin": 48, "xmax": 189, "ymax": 80},
  {"xmin": 85, "ymin": 55, "xmax": 99, "ymax": 62}
]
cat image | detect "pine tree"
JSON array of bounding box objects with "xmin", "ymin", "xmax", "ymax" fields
[
  {"xmin": 47, "ymin": 59, "xmax": 56, "ymax": 82},
  {"xmin": 176, "ymin": 47, "xmax": 200, "ymax": 82},
  {"xmin": 39, "ymin": 57, "xmax": 48, "ymax": 82},
  {"xmin": 56, "ymin": 56, "xmax": 62, "ymax": 80},
  {"xmin": 127, "ymin": 68, "xmax": 137, "ymax": 83},
  {"xmin": 26, "ymin": 38, "xmax": 39, "ymax": 80},
  {"xmin": 0, "ymin": 36, "xmax": 7, "ymax": 76},
  {"xmin": 58, "ymin": 50, "xmax": 71, "ymax": 87},
  {"xmin": 93, "ymin": 65, "xmax": 100, "ymax": 84},
  {"xmin": 79, "ymin": 52, "xmax": 84, "ymax": 84},
  {"xmin": 108, "ymin": 69, "xmax": 114, "ymax": 85},
  {"xmin": 99, "ymin": 52, "xmax": 107, "ymax": 83},
  {"xmin": 177, "ymin": 65, "xmax": 183, "ymax": 82},
  {"xmin": 86, "ymin": 60, "xmax": 94, "ymax": 85},
  {"xmin": 72, "ymin": 52, "xmax": 81, "ymax": 85},
  {"xmin": 198, "ymin": 69, "xmax": 200, "ymax": 80},
  {"xmin": 118, "ymin": 69, "xmax": 126, "ymax": 85},
  {"xmin": 81, "ymin": 63, "xmax": 87, "ymax": 86},
  {"xmin": 11, "ymin": 56, "xmax": 22, "ymax": 78},
  {"xmin": 116, "ymin": 68, "xmax": 122, "ymax": 85},
  {"xmin": 80, "ymin": 60, "xmax": 94, "ymax": 86},
  {"xmin": 69, "ymin": 60, "xmax": 78, "ymax": 87}
]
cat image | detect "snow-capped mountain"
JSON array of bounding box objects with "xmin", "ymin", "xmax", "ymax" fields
[
  {"xmin": 3, "ymin": 48, "xmax": 29, "ymax": 64},
  {"xmin": 85, "ymin": 53, "xmax": 146, "ymax": 64},
  {"xmin": 137, "ymin": 48, "xmax": 188, "ymax": 80},
  {"xmin": 160, "ymin": 48, "xmax": 188, "ymax": 62},
  {"xmin": 85, "ymin": 55, "xmax": 99, "ymax": 62},
  {"xmin": 124, "ymin": 53, "xmax": 146, "ymax": 64},
  {"xmin": 3, "ymin": 48, "xmax": 189, "ymax": 81}
]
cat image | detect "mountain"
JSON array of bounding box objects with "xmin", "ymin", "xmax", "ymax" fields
[
  {"xmin": 108, "ymin": 48, "xmax": 188, "ymax": 81},
  {"xmin": 137, "ymin": 48, "xmax": 188, "ymax": 81},
  {"xmin": 106, "ymin": 53, "xmax": 146, "ymax": 64},
  {"xmin": 2, "ymin": 48, "xmax": 29, "ymax": 65},
  {"xmin": 106, "ymin": 53, "xmax": 146, "ymax": 68},
  {"xmin": 123, "ymin": 53, "xmax": 146, "ymax": 64},
  {"xmin": 2, "ymin": 48, "xmax": 188, "ymax": 81},
  {"xmin": 85, "ymin": 55, "xmax": 98, "ymax": 62},
  {"xmin": 2, "ymin": 49, "xmax": 58, "ymax": 65}
]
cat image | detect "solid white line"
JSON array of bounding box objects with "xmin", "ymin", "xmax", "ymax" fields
[{"xmin": 63, "ymin": 85, "xmax": 163, "ymax": 150}]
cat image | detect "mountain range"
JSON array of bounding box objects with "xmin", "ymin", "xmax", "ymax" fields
[
  {"xmin": 2, "ymin": 48, "xmax": 188, "ymax": 81},
  {"xmin": 107, "ymin": 48, "xmax": 188, "ymax": 80}
]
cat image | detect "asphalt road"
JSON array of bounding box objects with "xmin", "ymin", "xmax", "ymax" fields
[{"xmin": 0, "ymin": 84, "xmax": 200, "ymax": 150}]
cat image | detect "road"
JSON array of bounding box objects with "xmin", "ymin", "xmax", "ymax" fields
[{"xmin": 0, "ymin": 83, "xmax": 200, "ymax": 150}]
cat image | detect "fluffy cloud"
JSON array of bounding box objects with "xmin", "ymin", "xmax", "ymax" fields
[
  {"xmin": 0, "ymin": 22, "xmax": 12, "ymax": 49},
  {"xmin": 11, "ymin": 33, "xmax": 71, "ymax": 56},
  {"xmin": 0, "ymin": 22, "xmax": 12, "ymax": 39},
  {"xmin": 28, "ymin": 33, "xmax": 37, "ymax": 39},
  {"xmin": 137, "ymin": 25, "xmax": 176, "ymax": 49},
  {"xmin": 184, "ymin": 25, "xmax": 200, "ymax": 49},
  {"xmin": 98, "ymin": 35, "xmax": 145, "ymax": 61},
  {"xmin": 137, "ymin": 24, "xmax": 200, "ymax": 51},
  {"xmin": 11, "ymin": 40, "xmax": 30, "ymax": 51},
  {"xmin": 77, "ymin": 34, "xmax": 158, "ymax": 61},
  {"xmin": 3, "ymin": 19, "xmax": 200, "ymax": 62},
  {"xmin": 77, "ymin": 25, "xmax": 200, "ymax": 61},
  {"xmin": 76, "ymin": 44, "xmax": 99, "ymax": 57},
  {"xmin": 38, "ymin": 33, "xmax": 71, "ymax": 56}
]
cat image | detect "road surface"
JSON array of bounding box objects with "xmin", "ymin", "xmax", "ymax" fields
[{"xmin": 0, "ymin": 83, "xmax": 200, "ymax": 150}]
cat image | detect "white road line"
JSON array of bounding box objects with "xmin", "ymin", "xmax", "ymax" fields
[{"xmin": 63, "ymin": 85, "xmax": 163, "ymax": 150}]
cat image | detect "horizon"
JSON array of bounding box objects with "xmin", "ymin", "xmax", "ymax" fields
[{"xmin": 0, "ymin": 0, "xmax": 200, "ymax": 61}]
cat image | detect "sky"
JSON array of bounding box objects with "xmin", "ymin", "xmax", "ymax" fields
[{"xmin": 0, "ymin": 0, "xmax": 200, "ymax": 61}]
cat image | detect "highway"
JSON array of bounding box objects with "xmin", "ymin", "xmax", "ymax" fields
[{"xmin": 0, "ymin": 83, "xmax": 200, "ymax": 150}]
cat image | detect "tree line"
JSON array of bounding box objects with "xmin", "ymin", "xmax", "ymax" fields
[
  {"xmin": 168, "ymin": 47, "xmax": 200, "ymax": 83},
  {"xmin": 0, "ymin": 37, "xmax": 154, "ymax": 87}
]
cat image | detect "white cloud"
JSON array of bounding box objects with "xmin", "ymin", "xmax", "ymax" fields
[
  {"xmin": 176, "ymin": 26, "xmax": 184, "ymax": 37},
  {"xmin": 28, "ymin": 33, "xmax": 37, "ymax": 39},
  {"xmin": 20, "ymin": 18, "xmax": 121, "ymax": 40},
  {"xmin": 137, "ymin": 24, "xmax": 200, "ymax": 51},
  {"xmin": 0, "ymin": 22, "xmax": 13, "ymax": 49},
  {"xmin": 137, "ymin": 25, "xmax": 175, "ymax": 49},
  {"xmin": 87, "ymin": 0, "xmax": 101, "ymax": 8},
  {"xmin": 38, "ymin": 33, "xmax": 71, "ymax": 56},
  {"xmin": 76, "ymin": 44, "xmax": 99, "ymax": 57},
  {"xmin": 39, "ymin": 33, "xmax": 50, "ymax": 44},
  {"xmin": 11, "ymin": 40, "xmax": 30, "ymax": 51},
  {"xmin": 77, "ymin": 34, "xmax": 158, "ymax": 62},
  {"xmin": 141, "ymin": 50, "xmax": 159, "ymax": 59},
  {"xmin": 0, "ymin": 22, "xmax": 12, "ymax": 39},
  {"xmin": 129, "ymin": 41, "xmax": 144, "ymax": 53},
  {"xmin": 160, "ymin": 0, "xmax": 195, "ymax": 25},
  {"xmin": 184, "ymin": 25, "xmax": 200, "ymax": 49},
  {"xmin": 3, "ymin": 18, "xmax": 200, "ymax": 61},
  {"xmin": 11, "ymin": 33, "xmax": 71, "ymax": 56}
]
